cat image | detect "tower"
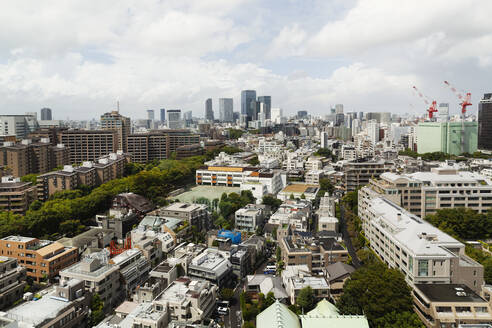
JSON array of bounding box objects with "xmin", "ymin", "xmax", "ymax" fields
[{"xmin": 205, "ymin": 98, "xmax": 214, "ymax": 121}]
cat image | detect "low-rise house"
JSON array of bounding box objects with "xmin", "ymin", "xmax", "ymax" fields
[
  {"xmin": 326, "ymin": 262, "xmax": 355, "ymax": 300},
  {"xmin": 245, "ymin": 274, "xmax": 288, "ymax": 301},
  {"xmin": 268, "ymin": 200, "xmax": 312, "ymax": 232},
  {"xmin": 281, "ymin": 265, "xmax": 330, "ymax": 304}
]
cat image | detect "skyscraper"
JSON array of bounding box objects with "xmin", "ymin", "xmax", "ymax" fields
[
  {"xmin": 297, "ymin": 110, "xmax": 308, "ymax": 119},
  {"xmin": 160, "ymin": 108, "xmax": 166, "ymax": 122},
  {"xmin": 147, "ymin": 109, "xmax": 155, "ymax": 121},
  {"xmin": 335, "ymin": 104, "xmax": 344, "ymax": 114},
  {"xmin": 40, "ymin": 108, "xmax": 52, "ymax": 120},
  {"xmin": 257, "ymin": 96, "xmax": 271, "ymax": 120},
  {"xmin": 271, "ymin": 108, "xmax": 283, "ymax": 124},
  {"xmin": 205, "ymin": 98, "xmax": 214, "ymax": 121},
  {"xmin": 241, "ymin": 90, "xmax": 256, "ymax": 124},
  {"xmin": 100, "ymin": 111, "xmax": 131, "ymax": 152},
  {"xmin": 478, "ymin": 93, "xmax": 492, "ymax": 151},
  {"xmin": 219, "ymin": 98, "xmax": 233, "ymax": 122},
  {"xmin": 167, "ymin": 109, "xmax": 182, "ymax": 129}
]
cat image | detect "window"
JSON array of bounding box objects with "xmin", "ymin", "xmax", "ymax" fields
[
  {"xmin": 418, "ymin": 260, "xmax": 428, "ymax": 277},
  {"xmin": 408, "ymin": 257, "xmax": 413, "ymax": 272}
]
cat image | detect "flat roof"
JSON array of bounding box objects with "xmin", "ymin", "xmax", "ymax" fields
[
  {"xmin": 415, "ymin": 284, "xmax": 485, "ymax": 303},
  {"xmin": 2, "ymin": 236, "xmax": 35, "ymax": 243},
  {"xmin": 282, "ymin": 184, "xmax": 319, "ymax": 194}
]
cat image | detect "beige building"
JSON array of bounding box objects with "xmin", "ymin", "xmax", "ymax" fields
[
  {"xmin": 0, "ymin": 257, "xmax": 27, "ymax": 310},
  {"xmin": 58, "ymin": 129, "xmax": 118, "ymax": 163},
  {"xmin": 341, "ymin": 159, "xmax": 390, "ymax": 192},
  {"xmin": 414, "ymin": 284, "xmax": 492, "ymax": 328},
  {"xmin": 366, "ymin": 167, "xmax": 492, "ymax": 217},
  {"xmin": 100, "ymin": 111, "xmax": 131, "ymax": 152},
  {"xmin": 359, "ymin": 187, "xmax": 483, "ymax": 293},
  {"xmin": 0, "ymin": 176, "xmax": 37, "ymax": 214}
]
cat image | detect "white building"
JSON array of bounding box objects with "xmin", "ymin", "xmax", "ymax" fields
[
  {"xmin": 305, "ymin": 170, "xmax": 324, "ymax": 185},
  {"xmin": 188, "ymin": 248, "xmax": 232, "ymax": 287},
  {"xmin": 367, "ymin": 120, "xmax": 380, "ymax": 145},
  {"xmin": 235, "ymin": 204, "xmax": 269, "ymax": 232},
  {"xmin": 268, "ymin": 200, "xmax": 312, "ymax": 232},
  {"xmin": 281, "ymin": 265, "xmax": 330, "ymax": 305}
]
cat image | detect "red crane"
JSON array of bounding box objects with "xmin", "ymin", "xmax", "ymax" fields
[
  {"xmin": 109, "ymin": 235, "xmax": 132, "ymax": 257},
  {"xmin": 444, "ymin": 80, "xmax": 472, "ymax": 116},
  {"xmin": 412, "ymin": 86, "xmax": 438, "ymax": 119}
]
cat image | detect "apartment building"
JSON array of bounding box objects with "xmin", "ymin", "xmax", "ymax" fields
[
  {"xmin": 414, "ymin": 284, "xmax": 492, "ymax": 328},
  {"xmin": 281, "ymin": 265, "xmax": 330, "ymax": 305},
  {"xmin": 100, "ymin": 111, "xmax": 131, "ymax": 152},
  {"xmin": 279, "ymin": 233, "xmax": 348, "ymax": 273},
  {"xmin": 358, "ymin": 187, "xmax": 483, "ymax": 293},
  {"xmin": 188, "ymin": 248, "xmax": 232, "ymax": 287},
  {"xmin": 0, "ymin": 236, "xmax": 78, "ymax": 282},
  {"xmin": 268, "ymin": 200, "xmax": 312, "ymax": 232},
  {"xmin": 341, "ymin": 159, "xmax": 389, "ymax": 192},
  {"xmin": 60, "ymin": 253, "xmax": 122, "ymax": 313},
  {"xmin": 0, "ymin": 139, "xmax": 70, "ymax": 177},
  {"xmin": 0, "ymin": 257, "xmax": 26, "ymax": 310},
  {"xmin": 6, "ymin": 279, "xmax": 90, "ymax": 328},
  {"xmin": 157, "ymin": 202, "xmax": 209, "ymax": 231},
  {"xmin": 111, "ymin": 249, "xmax": 151, "ymax": 296},
  {"xmin": 366, "ymin": 167, "xmax": 492, "ymax": 217},
  {"xmin": 0, "ymin": 176, "xmax": 37, "ymax": 214},
  {"xmin": 58, "ymin": 129, "xmax": 118, "ymax": 163},
  {"xmin": 235, "ymin": 204, "xmax": 270, "ymax": 232},
  {"xmin": 127, "ymin": 130, "xmax": 200, "ymax": 163},
  {"xmin": 305, "ymin": 170, "xmax": 324, "ymax": 185}
]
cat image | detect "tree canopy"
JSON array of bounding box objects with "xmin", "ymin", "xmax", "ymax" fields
[{"xmin": 425, "ymin": 208, "xmax": 492, "ymax": 240}]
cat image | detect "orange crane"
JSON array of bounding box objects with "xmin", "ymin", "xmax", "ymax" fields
[
  {"xmin": 443, "ymin": 80, "xmax": 472, "ymax": 116},
  {"xmin": 109, "ymin": 235, "xmax": 132, "ymax": 257},
  {"xmin": 412, "ymin": 86, "xmax": 438, "ymax": 119}
]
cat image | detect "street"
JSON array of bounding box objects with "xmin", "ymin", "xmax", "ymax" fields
[{"xmin": 339, "ymin": 205, "xmax": 361, "ymax": 268}]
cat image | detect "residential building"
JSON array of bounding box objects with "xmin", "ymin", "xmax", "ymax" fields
[
  {"xmin": 40, "ymin": 108, "xmax": 52, "ymax": 121},
  {"xmin": 157, "ymin": 202, "xmax": 209, "ymax": 231},
  {"xmin": 268, "ymin": 200, "xmax": 312, "ymax": 232},
  {"xmin": 305, "ymin": 170, "xmax": 324, "ymax": 185},
  {"xmin": 318, "ymin": 216, "xmax": 338, "ymax": 233},
  {"xmin": 245, "ymin": 275, "xmax": 288, "ymax": 301},
  {"xmin": 0, "ymin": 115, "xmax": 38, "ymax": 139},
  {"xmin": 479, "ymin": 93, "xmax": 492, "ymax": 151},
  {"xmin": 230, "ymin": 247, "xmax": 251, "ymax": 278},
  {"xmin": 60, "ymin": 253, "xmax": 122, "ymax": 312},
  {"xmin": 0, "ymin": 236, "xmax": 78, "ymax": 282},
  {"xmin": 325, "ymin": 262, "xmax": 355, "ymax": 300},
  {"xmin": 366, "ymin": 167, "xmax": 492, "ymax": 217},
  {"xmin": 0, "ymin": 257, "xmax": 26, "ymax": 310},
  {"xmin": 359, "ymin": 188, "xmax": 484, "ymax": 293},
  {"xmin": 100, "ymin": 110, "xmax": 131, "ymax": 152},
  {"xmin": 281, "ymin": 265, "xmax": 330, "ymax": 304},
  {"xmin": 417, "ymin": 121, "xmax": 478, "ymax": 155},
  {"xmin": 341, "ymin": 159, "xmax": 388, "ymax": 192},
  {"xmin": 188, "ymin": 248, "xmax": 232, "ymax": 287},
  {"xmin": 111, "ymin": 249, "xmax": 151, "ymax": 296},
  {"xmin": 219, "ymin": 98, "xmax": 233, "ymax": 122},
  {"xmin": 205, "ymin": 98, "xmax": 214, "ymax": 121},
  {"xmin": 279, "ymin": 233, "xmax": 349, "ymax": 273},
  {"xmin": 167, "ymin": 109, "xmax": 182, "ymax": 129},
  {"xmin": 176, "ymin": 144, "xmax": 203, "ymax": 159},
  {"xmin": 414, "ymin": 284, "xmax": 492, "ymax": 328},
  {"xmin": 0, "ymin": 176, "xmax": 37, "ymax": 214},
  {"xmin": 6, "ymin": 279, "xmax": 90, "ymax": 328},
  {"xmin": 127, "ymin": 130, "xmax": 199, "ymax": 163},
  {"xmin": 235, "ymin": 204, "xmax": 270, "ymax": 232},
  {"xmin": 58, "ymin": 129, "xmax": 118, "ymax": 163}
]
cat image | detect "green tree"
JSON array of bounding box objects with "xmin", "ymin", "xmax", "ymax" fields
[
  {"xmin": 373, "ymin": 311, "xmax": 425, "ymax": 328},
  {"xmin": 89, "ymin": 294, "xmax": 105, "ymax": 326},
  {"xmin": 220, "ymin": 288, "xmax": 235, "ymax": 301},
  {"xmin": 262, "ymin": 195, "xmax": 283, "ymax": 212},
  {"xmin": 248, "ymin": 156, "xmax": 259, "ymax": 166},
  {"xmin": 21, "ymin": 173, "xmax": 38, "ymax": 185},
  {"xmin": 296, "ymin": 286, "xmax": 315, "ymax": 312}
]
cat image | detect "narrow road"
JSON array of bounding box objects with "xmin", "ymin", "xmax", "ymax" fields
[{"xmin": 339, "ymin": 205, "xmax": 361, "ymax": 268}]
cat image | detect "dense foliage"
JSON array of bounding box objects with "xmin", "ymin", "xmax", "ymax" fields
[
  {"xmin": 313, "ymin": 147, "xmax": 336, "ymax": 161},
  {"xmin": 0, "ymin": 156, "xmax": 205, "ymax": 239},
  {"xmin": 425, "ymin": 208, "xmax": 492, "ymax": 240},
  {"xmin": 262, "ymin": 195, "xmax": 283, "ymax": 212},
  {"xmin": 465, "ymin": 245, "xmax": 492, "ymax": 284},
  {"xmin": 228, "ymin": 129, "xmax": 246, "ymax": 139},
  {"xmin": 296, "ymin": 286, "xmax": 315, "ymax": 313},
  {"xmin": 240, "ymin": 291, "xmax": 275, "ymax": 326},
  {"xmin": 213, "ymin": 190, "xmax": 255, "ymax": 229},
  {"xmin": 398, "ymin": 149, "xmax": 490, "ymax": 161},
  {"xmin": 337, "ymin": 262, "xmax": 423, "ymax": 327},
  {"xmin": 89, "ymin": 294, "xmax": 105, "ymax": 326}
]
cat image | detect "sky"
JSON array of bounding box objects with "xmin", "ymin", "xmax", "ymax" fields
[{"xmin": 1, "ymin": 0, "xmax": 492, "ymax": 120}]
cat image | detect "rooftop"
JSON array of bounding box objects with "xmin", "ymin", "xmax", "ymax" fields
[
  {"xmin": 415, "ymin": 284, "xmax": 485, "ymax": 303},
  {"xmin": 282, "ymin": 184, "xmax": 319, "ymax": 194}
]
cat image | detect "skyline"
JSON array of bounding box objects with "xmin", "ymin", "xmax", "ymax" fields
[{"xmin": 1, "ymin": 0, "xmax": 492, "ymax": 119}]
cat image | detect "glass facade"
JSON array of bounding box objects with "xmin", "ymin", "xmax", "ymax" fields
[
  {"xmin": 478, "ymin": 93, "xmax": 492, "ymax": 151},
  {"xmin": 418, "ymin": 259, "xmax": 428, "ymax": 277}
]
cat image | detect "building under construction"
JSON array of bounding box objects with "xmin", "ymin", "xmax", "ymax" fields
[{"xmin": 417, "ymin": 121, "xmax": 478, "ymax": 155}]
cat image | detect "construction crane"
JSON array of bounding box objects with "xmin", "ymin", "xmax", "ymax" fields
[
  {"xmin": 109, "ymin": 235, "xmax": 132, "ymax": 257},
  {"xmin": 444, "ymin": 80, "xmax": 472, "ymax": 154},
  {"xmin": 412, "ymin": 86, "xmax": 438, "ymax": 120}
]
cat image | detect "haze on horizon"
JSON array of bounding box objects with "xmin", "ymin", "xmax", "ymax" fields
[{"xmin": 0, "ymin": 0, "xmax": 491, "ymax": 120}]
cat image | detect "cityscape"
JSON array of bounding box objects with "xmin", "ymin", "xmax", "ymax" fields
[{"xmin": 1, "ymin": 2, "xmax": 492, "ymax": 328}]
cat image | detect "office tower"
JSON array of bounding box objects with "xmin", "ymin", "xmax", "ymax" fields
[
  {"xmin": 367, "ymin": 120, "xmax": 380, "ymax": 144},
  {"xmin": 40, "ymin": 108, "xmax": 52, "ymax": 120},
  {"xmin": 271, "ymin": 108, "xmax": 283, "ymax": 124},
  {"xmin": 184, "ymin": 111, "xmax": 192, "ymax": 121},
  {"xmin": 219, "ymin": 98, "xmax": 233, "ymax": 122},
  {"xmin": 59, "ymin": 130, "xmax": 118, "ymax": 163},
  {"xmin": 167, "ymin": 109, "xmax": 182, "ymax": 129},
  {"xmin": 0, "ymin": 115, "xmax": 39, "ymax": 139},
  {"xmin": 233, "ymin": 112, "xmax": 240, "ymax": 123},
  {"xmin": 358, "ymin": 112, "xmax": 363, "ymax": 120},
  {"xmin": 297, "ymin": 110, "xmax": 308, "ymax": 119},
  {"xmin": 147, "ymin": 109, "xmax": 155, "ymax": 121},
  {"xmin": 241, "ymin": 90, "xmax": 257, "ymax": 124},
  {"xmin": 335, "ymin": 113, "xmax": 344, "ymax": 126},
  {"xmin": 160, "ymin": 108, "xmax": 166, "ymax": 122},
  {"xmin": 257, "ymin": 96, "xmax": 272, "ymax": 120},
  {"xmin": 478, "ymin": 93, "xmax": 492, "ymax": 151},
  {"xmin": 335, "ymin": 104, "xmax": 344, "ymax": 114},
  {"xmin": 437, "ymin": 103, "xmax": 449, "ymax": 123},
  {"xmin": 205, "ymin": 98, "xmax": 214, "ymax": 121},
  {"xmin": 100, "ymin": 111, "xmax": 131, "ymax": 152},
  {"xmin": 320, "ymin": 131, "xmax": 328, "ymax": 148}
]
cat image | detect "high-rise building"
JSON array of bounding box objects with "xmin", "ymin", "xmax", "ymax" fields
[
  {"xmin": 160, "ymin": 108, "xmax": 166, "ymax": 123},
  {"xmin": 184, "ymin": 111, "xmax": 192, "ymax": 121},
  {"xmin": 0, "ymin": 115, "xmax": 39, "ymax": 139},
  {"xmin": 437, "ymin": 103, "xmax": 449, "ymax": 123},
  {"xmin": 166, "ymin": 109, "xmax": 182, "ymax": 129},
  {"xmin": 297, "ymin": 111, "xmax": 308, "ymax": 119},
  {"xmin": 59, "ymin": 130, "xmax": 118, "ymax": 163},
  {"xmin": 257, "ymin": 96, "xmax": 271, "ymax": 120},
  {"xmin": 335, "ymin": 104, "xmax": 344, "ymax": 114},
  {"xmin": 367, "ymin": 120, "xmax": 380, "ymax": 144},
  {"xmin": 417, "ymin": 122, "xmax": 478, "ymax": 155},
  {"xmin": 219, "ymin": 98, "xmax": 233, "ymax": 122},
  {"xmin": 205, "ymin": 98, "xmax": 214, "ymax": 121},
  {"xmin": 40, "ymin": 108, "xmax": 52, "ymax": 121},
  {"xmin": 478, "ymin": 93, "xmax": 492, "ymax": 151},
  {"xmin": 241, "ymin": 90, "xmax": 257, "ymax": 125},
  {"xmin": 147, "ymin": 109, "xmax": 155, "ymax": 121},
  {"xmin": 100, "ymin": 111, "xmax": 131, "ymax": 152}
]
